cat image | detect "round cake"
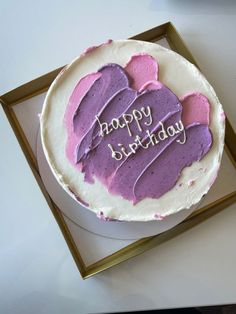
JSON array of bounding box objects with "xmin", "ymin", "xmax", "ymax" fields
[{"xmin": 40, "ymin": 39, "xmax": 225, "ymax": 221}]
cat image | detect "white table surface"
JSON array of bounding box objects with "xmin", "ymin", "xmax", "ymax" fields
[{"xmin": 1, "ymin": 1, "xmax": 236, "ymax": 313}]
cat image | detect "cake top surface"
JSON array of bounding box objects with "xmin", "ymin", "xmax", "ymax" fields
[{"xmin": 41, "ymin": 39, "xmax": 225, "ymax": 221}]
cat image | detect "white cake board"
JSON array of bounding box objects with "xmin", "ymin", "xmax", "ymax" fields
[{"xmin": 37, "ymin": 131, "xmax": 197, "ymax": 240}]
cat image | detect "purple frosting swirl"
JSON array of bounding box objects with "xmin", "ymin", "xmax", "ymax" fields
[{"xmin": 65, "ymin": 59, "xmax": 212, "ymax": 204}]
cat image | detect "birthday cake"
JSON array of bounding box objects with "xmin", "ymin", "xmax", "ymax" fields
[{"xmin": 40, "ymin": 39, "xmax": 225, "ymax": 221}]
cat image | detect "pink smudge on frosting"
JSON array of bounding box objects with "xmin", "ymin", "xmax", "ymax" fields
[
  {"xmin": 180, "ymin": 92, "xmax": 210, "ymax": 126},
  {"xmin": 154, "ymin": 213, "xmax": 166, "ymax": 221},
  {"xmin": 96, "ymin": 211, "xmax": 117, "ymax": 221},
  {"xmin": 96, "ymin": 211, "xmax": 106, "ymax": 220},
  {"xmin": 54, "ymin": 65, "xmax": 70, "ymax": 84},
  {"xmin": 220, "ymin": 111, "xmax": 225, "ymax": 121},
  {"xmin": 68, "ymin": 187, "xmax": 89, "ymax": 207},
  {"xmin": 83, "ymin": 39, "xmax": 113, "ymax": 56},
  {"xmin": 64, "ymin": 72, "xmax": 101, "ymax": 170},
  {"xmin": 188, "ymin": 180, "xmax": 195, "ymax": 187},
  {"xmin": 58, "ymin": 65, "xmax": 69, "ymax": 76},
  {"xmin": 75, "ymin": 195, "xmax": 89, "ymax": 207},
  {"xmin": 124, "ymin": 54, "xmax": 158, "ymax": 91}
]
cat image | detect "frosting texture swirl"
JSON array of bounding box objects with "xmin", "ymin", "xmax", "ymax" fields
[{"xmin": 64, "ymin": 54, "xmax": 212, "ymax": 204}]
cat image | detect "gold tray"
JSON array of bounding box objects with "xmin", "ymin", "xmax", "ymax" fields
[{"xmin": 1, "ymin": 22, "xmax": 236, "ymax": 279}]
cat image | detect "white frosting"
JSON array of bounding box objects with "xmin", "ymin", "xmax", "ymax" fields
[{"xmin": 40, "ymin": 39, "xmax": 225, "ymax": 221}]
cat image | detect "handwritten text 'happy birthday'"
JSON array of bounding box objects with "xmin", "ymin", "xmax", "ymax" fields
[{"xmin": 95, "ymin": 106, "xmax": 186, "ymax": 161}]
